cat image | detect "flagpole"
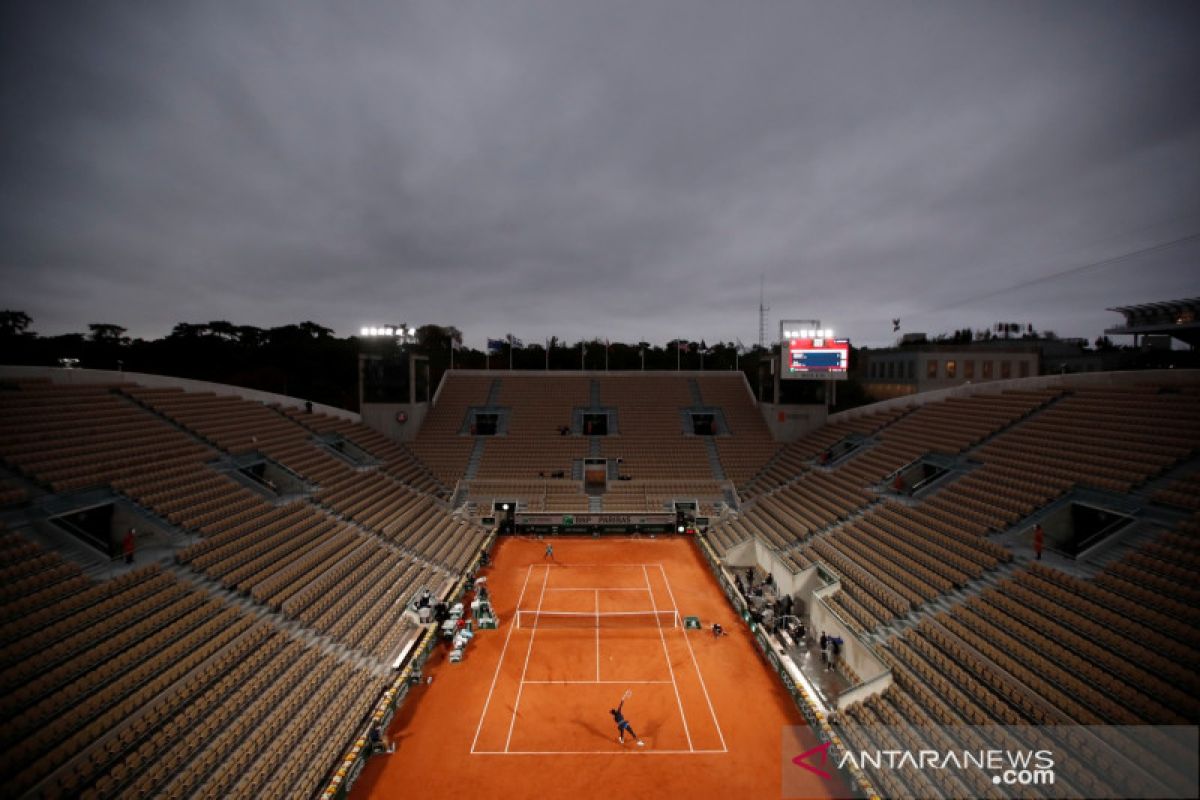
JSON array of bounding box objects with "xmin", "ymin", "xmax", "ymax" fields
[
  {"xmin": 545, "ymin": 338, "xmax": 550, "ymax": 371},
  {"xmin": 604, "ymin": 339, "xmax": 609, "ymax": 372},
  {"xmin": 676, "ymin": 341, "xmax": 680, "ymax": 371},
  {"xmin": 581, "ymin": 341, "xmax": 585, "ymax": 371},
  {"xmin": 509, "ymin": 334, "xmax": 513, "ymax": 370}
]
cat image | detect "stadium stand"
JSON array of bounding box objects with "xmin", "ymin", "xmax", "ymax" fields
[
  {"xmin": 2, "ymin": 366, "xmax": 1198, "ymax": 799},
  {"xmin": 693, "ymin": 375, "xmax": 777, "ymax": 486},
  {"xmin": 409, "ymin": 374, "xmax": 493, "ymax": 484},
  {"xmin": 0, "ymin": 374, "xmax": 488, "ymax": 799}
]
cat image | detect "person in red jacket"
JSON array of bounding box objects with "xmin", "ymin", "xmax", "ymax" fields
[
  {"xmin": 123, "ymin": 528, "xmax": 136, "ymax": 564},
  {"xmin": 1033, "ymin": 524, "xmax": 1045, "ymax": 561}
]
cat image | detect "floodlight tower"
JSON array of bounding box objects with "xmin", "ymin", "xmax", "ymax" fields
[
  {"xmin": 758, "ymin": 275, "xmax": 770, "ymax": 349},
  {"xmin": 357, "ymin": 323, "xmax": 427, "ymax": 442}
]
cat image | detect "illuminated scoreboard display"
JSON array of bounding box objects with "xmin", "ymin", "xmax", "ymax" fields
[{"xmin": 780, "ymin": 321, "xmax": 850, "ymax": 380}]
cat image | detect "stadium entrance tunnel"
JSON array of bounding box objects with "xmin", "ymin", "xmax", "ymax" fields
[
  {"xmin": 582, "ymin": 412, "xmax": 608, "ymax": 436},
  {"xmin": 313, "ymin": 433, "xmax": 379, "ymax": 469},
  {"xmin": 680, "ymin": 407, "xmax": 730, "ymax": 436},
  {"xmin": 42, "ymin": 492, "xmax": 179, "ymax": 565},
  {"xmin": 815, "ymin": 433, "xmax": 868, "ymax": 466},
  {"xmin": 886, "ymin": 453, "xmax": 956, "ymax": 496},
  {"xmin": 1042, "ymin": 499, "xmax": 1136, "ymax": 559},
  {"xmin": 228, "ymin": 452, "xmax": 310, "ymax": 498},
  {"xmin": 463, "ymin": 408, "xmax": 508, "ymax": 436},
  {"xmin": 493, "ymin": 500, "xmax": 516, "ymax": 533},
  {"xmin": 571, "ymin": 406, "xmax": 618, "ymax": 435},
  {"xmin": 51, "ymin": 502, "xmax": 115, "ymax": 555}
]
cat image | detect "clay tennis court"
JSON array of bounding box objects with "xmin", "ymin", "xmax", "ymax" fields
[{"xmin": 351, "ymin": 536, "xmax": 843, "ymax": 800}]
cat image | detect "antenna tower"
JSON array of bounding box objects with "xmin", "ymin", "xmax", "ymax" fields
[{"xmin": 758, "ymin": 275, "xmax": 770, "ymax": 348}]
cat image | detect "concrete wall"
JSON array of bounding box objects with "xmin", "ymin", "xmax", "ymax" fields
[
  {"xmin": 722, "ymin": 537, "xmax": 757, "ymax": 568},
  {"xmin": 836, "ymin": 669, "xmax": 895, "ymax": 711},
  {"xmin": 810, "ymin": 581, "xmax": 891, "ymax": 708},
  {"xmin": 0, "ymin": 365, "xmax": 360, "ymax": 421},
  {"xmin": 759, "ymin": 402, "xmax": 828, "ymax": 442},
  {"xmin": 754, "ymin": 539, "xmax": 805, "ymax": 597},
  {"xmin": 721, "ymin": 538, "xmax": 893, "ymax": 707},
  {"xmin": 806, "ymin": 578, "xmax": 892, "ymax": 686},
  {"xmin": 360, "ymin": 402, "xmax": 428, "ymax": 442}
]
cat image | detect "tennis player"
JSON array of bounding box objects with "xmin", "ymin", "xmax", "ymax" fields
[
  {"xmin": 610, "ymin": 698, "xmax": 644, "ymax": 746},
  {"xmin": 544, "ymin": 542, "xmax": 555, "ymax": 560}
]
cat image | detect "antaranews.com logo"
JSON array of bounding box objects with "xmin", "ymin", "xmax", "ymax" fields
[
  {"xmin": 834, "ymin": 746, "xmax": 1055, "ymax": 787},
  {"xmin": 781, "ymin": 724, "xmax": 1198, "ymax": 799}
]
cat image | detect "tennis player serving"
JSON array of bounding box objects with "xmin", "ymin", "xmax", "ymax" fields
[{"xmin": 610, "ymin": 690, "xmax": 644, "ymax": 747}]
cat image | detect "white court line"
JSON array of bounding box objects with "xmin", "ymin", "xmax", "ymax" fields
[
  {"xmin": 594, "ymin": 588, "xmax": 600, "ymax": 682},
  {"xmin": 473, "ymin": 749, "xmax": 726, "ymax": 756},
  {"xmin": 656, "ymin": 563, "xmax": 728, "ymax": 753},
  {"xmin": 543, "ymin": 587, "xmax": 648, "ymax": 591},
  {"xmin": 541, "ymin": 563, "xmax": 658, "ymax": 568},
  {"xmin": 521, "ymin": 679, "xmax": 672, "ymax": 685},
  {"xmin": 504, "ymin": 565, "xmax": 551, "ymax": 752},
  {"xmin": 642, "ymin": 564, "xmax": 693, "ymax": 752},
  {"xmin": 470, "ymin": 564, "xmax": 535, "ymax": 754}
]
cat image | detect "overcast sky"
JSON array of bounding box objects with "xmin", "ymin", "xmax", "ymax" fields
[{"xmin": 2, "ymin": 1, "xmax": 1198, "ymax": 349}]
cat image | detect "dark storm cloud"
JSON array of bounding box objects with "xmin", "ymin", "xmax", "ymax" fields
[{"xmin": 2, "ymin": 1, "xmax": 1198, "ymax": 349}]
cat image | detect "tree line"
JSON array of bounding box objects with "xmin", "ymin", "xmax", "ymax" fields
[{"xmin": 0, "ymin": 312, "xmax": 785, "ymax": 411}]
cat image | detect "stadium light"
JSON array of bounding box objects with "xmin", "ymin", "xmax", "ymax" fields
[{"xmin": 360, "ymin": 324, "xmax": 419, "ymax": 344}]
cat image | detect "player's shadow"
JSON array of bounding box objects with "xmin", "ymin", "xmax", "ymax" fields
[
  {"xmin": 640, "ymin": 718, "xmax": 663, "ymax": 741},
  {"xmin": 575, "ymin": 719, "xmax": 613, "ymax": 744},
  {"xmin": 575, "ymin": 717, "xmax": 663, "ymax": 745}
]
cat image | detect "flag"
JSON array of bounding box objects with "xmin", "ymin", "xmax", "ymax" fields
[
  {"xmin": 451, "ymin": 333, "xmax": 462, "ymax": 351},
  {"xmin": 700, "ymin": 339, "xmax": 708, "ymax": 352},
  {"xmin": 507, "ymin": 334, "xmax": 523, "ymax": 349},
  {"xmin": 676, "ymin": 340, "xmax": 690, "ymax": 351},
  {"xmin": 487, "ymin": 338, "xmax": 504, "ymax": 354}
]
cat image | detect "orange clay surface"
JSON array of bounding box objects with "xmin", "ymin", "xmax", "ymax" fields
[{"xmin": 351, "ymin": 536, "xmax": 845, "ymax": 800}]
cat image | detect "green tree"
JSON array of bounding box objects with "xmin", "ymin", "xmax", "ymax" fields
[
  {"xmin": 88, "ymin": 323, "xmax": 130, "ymax": 345},
  {"xmin": 0, "ymin": 310, "xmax": 33, "ymax": 338}
]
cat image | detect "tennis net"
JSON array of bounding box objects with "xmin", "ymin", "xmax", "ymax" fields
[{"xmin": 514, "ymin": 609, "xmax": 680, "ymax": 629}]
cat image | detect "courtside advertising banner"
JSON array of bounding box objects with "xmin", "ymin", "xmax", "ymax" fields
[{"xmin": 781, "ymin": 724, "xmax": 1198, "ymax": 799}]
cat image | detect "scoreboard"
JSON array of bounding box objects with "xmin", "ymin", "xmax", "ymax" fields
[{"xmin": 780, "ymin": 324, "xmax": 850, "ymax": 380}]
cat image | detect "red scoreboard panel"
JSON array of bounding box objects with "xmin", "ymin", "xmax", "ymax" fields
[{"xmin": 783, "ymin": 337, "xmax": 850, "ymax": 380}]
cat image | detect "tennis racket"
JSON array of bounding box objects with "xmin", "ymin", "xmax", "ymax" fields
[{"xmin": 621, "ymin": 689, "xmax": 633, "ymax": 702}]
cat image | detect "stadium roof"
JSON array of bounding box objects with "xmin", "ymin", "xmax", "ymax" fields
[{"xmin": 1104, "ymin": 297, "xmax": 1200, "ymax": 346}]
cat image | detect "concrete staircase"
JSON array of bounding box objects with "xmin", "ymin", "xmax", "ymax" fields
[
  {"xmin": 703, "ymin": 438, "xmax": 726, "ymax": 481},
  {"xmin": 485, "ymin": 378, "xmax": 503, "ymax": 405},
  {"xmin": 464, "ymin": 439, "xmax": 486, "ymax": 481}
]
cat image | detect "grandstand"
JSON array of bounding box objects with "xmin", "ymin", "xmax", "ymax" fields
[{"xmin": 1, "ymin": 364, "xmax": 1198, "ymax": 799}]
